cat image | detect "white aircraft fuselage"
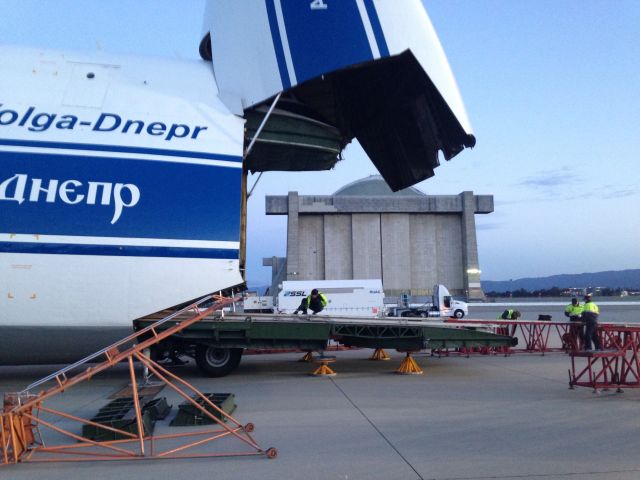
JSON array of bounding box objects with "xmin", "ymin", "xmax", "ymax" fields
[
  {"xmin": 0, "ymin": 47, "xmax": 244, "ymax": 363},
  {"xmin": 1, "ymin": 0, "xmax": 476, "ymax": 365}
]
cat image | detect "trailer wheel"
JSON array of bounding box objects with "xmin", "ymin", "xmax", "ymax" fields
[
  {"xmin": 195, "ymin": 346, "xmax": 243, "ymax": 377},
  {"xmin": 266, "ymin": 447, "xmax": 278, "ymax": 459},
  {"xmin": 453, "ymin": 309, "xmax": 465, "ymax": 319},
  {"xmin": 419, "ymin": 311, "xmax": 428, "ymax": 318}
]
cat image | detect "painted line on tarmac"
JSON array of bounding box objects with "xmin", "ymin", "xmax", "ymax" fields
[{"xmin": 329, "ymin": 378, "xmax": 425, "ymax": 480}]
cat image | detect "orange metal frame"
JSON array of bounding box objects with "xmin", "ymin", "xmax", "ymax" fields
[{"xmin": 1, "ymin": 295, "xmax": 277, "ymax": 466}]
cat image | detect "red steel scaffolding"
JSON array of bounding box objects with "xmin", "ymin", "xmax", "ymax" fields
[
  {"xmin": 446, "ymin": 318, "xmax": 640, "ymax": 392},
  {"xmin": 443, "ymin": 319, "xmax": 573, "ymax": 355},
  {"xmin": 569, "ymin": 324, "xmax": 640, "ymax": 392}
]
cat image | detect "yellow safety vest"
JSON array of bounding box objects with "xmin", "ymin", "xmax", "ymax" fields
[
  {"xmin": 583, "ymin": 301, "xmax": 599, "ymax": 314},
  {"xmin": 565, "ymin": 304, "xmax": 583, "ymax": 316},
  {"xmin": 306, "ymin": 293, "xmax": 328, "ymax": 307}
]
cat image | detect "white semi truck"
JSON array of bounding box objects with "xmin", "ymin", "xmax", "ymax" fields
[
  {"xmin": 386, "ymin": 285, "xmax": 468, "ymax": 319},
  {"xmin": 243, "ymin": 281, "xmax": 466, "ymax": 319}
]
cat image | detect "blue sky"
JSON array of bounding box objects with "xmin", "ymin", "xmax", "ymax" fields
[{"xmin": 1, "ymin": 0, "xmax": 638, "ymax": 285}]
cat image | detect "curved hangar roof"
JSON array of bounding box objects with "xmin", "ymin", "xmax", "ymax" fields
[{"xmin": 334, "ymin": 175, "xmax": 426, "ymax": 197}]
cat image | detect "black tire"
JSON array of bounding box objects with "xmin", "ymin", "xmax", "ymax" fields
[
  {"xmin": 419, "ymin": 311, "xmax": 428, "ymax": 318},
  {"xmin": 195, "ymin": 346, "xmax": 242, "ymax": 377},
  {"xmin": 453, "ymin": 309, "xmax": 465, "ymax": 319}
]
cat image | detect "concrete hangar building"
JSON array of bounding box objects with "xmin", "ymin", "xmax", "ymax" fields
[{"xmin": 264, "ymin": 176, "xmax": 493, "ymax": 300}]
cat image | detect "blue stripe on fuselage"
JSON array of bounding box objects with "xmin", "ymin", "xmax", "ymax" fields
[
  {"xmin": 363, "ymin": 0, "xmax": 389, "ymax": 57},
  {"xmin": 0, "ymin": 150, "xmax": 241, "ymax": 241},
  {"xmin": 279, "ymin": 0, "xmax": 373, "ymax": 85},
  {"xmin": 265, "ymin": 0, "xmax": 291, "ymax": 90},
  {"xmin": 0, "ymin": 242, "xmax": 239, "ymax": 259}
]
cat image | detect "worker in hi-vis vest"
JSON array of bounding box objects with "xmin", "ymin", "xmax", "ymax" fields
[
  {"xmin": 564, "ymin": 297, "xmax": 584, "ymax": 349},
  {"xmin": 582, "ymin": 293, "xmax": 601, "ymax": 350},
  {"xmin": 564, "ymin": 297, "xmax": 584, "ymax": 321},
  {"xmin": 498, "ymin": 309, "xmax": 521, "ymax": 320},
  {"xmin": 496, "ymin": 309, "xmax": 520, "ymax": 335},
  {"xmin": 294, "ymin": 289, "xmax": 328, "ymax": 315}
]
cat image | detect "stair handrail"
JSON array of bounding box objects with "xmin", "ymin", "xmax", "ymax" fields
[{"xmin": 19, "ymin": 294, "xmax": 222, "ymax": 395}]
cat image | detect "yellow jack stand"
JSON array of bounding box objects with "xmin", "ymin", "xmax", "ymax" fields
[
  {"xmin": 298, "ymin": 351, "xmax": 314, "ymax": 362},
  {"xmin": 369, "ymin": 348, "xmax": 391, "ymax": 361},
  {"xmin": 396, "ymin": 351, "xmax": 423, "ymax": 375},
  {"xmin": 312, "ymin": 357, "xmax": 337, "ymax": 377}
]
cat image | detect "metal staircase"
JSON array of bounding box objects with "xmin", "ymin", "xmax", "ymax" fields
[{"xmin": 1, "ymin": 294, "xmax": 276, "ymax": 465}]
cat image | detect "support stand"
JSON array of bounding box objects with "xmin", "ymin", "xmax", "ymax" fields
[
  {"xmin": 369, "ymin": 348, "xmax": 391, "ymax": 361},
  {"xmin": 311, "ymin": 356, "xmax": 337, "ymax": 377},
  {"xmin": 298, "ymin": 351, "xmax": 314, "ymax": 363},
  {"xmin": 396, "ymin": 351, "xmax": 423, "ymax": 375}
]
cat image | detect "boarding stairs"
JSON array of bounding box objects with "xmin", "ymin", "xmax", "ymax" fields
[{"xmin": 0, "ymin": 294, "xmax": 276, "ymax": 466}]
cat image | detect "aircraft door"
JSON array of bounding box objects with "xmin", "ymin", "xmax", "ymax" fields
[{"xmin": 201, "ymin": 0, "xmax": 476, "ymax": 191}]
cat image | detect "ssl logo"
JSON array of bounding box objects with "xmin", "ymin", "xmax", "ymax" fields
[{"xmin": 283, "ymin": 290, "xmax": 307, "ymax": 297}]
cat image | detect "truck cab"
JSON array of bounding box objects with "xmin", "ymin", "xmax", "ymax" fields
[
  {"xmin": 387, "ymin": 284, "xmax": 468, "ymax": 319},
  {"xmin": 433, "ymin": 284, "xmax": 468, "ymax": 319}
]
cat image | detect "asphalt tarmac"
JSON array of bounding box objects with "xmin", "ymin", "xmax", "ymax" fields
[{"xmin": 2, "ymin": 347, "xmax": 640, "ymax": 480}]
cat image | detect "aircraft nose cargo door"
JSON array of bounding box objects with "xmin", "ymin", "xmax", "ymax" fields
[{"xmin": 202, "ymin": 0, "xmax": 476, "ymax": 191}]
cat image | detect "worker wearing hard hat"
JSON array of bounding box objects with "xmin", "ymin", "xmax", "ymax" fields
[{"xmin": 582, "ymin": 293, "xmax": 601, "ymax": 350}]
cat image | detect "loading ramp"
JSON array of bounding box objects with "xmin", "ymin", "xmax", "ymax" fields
[{"xmin": 134, "ymin": 312, "xmax": 518, "ymax": 376}]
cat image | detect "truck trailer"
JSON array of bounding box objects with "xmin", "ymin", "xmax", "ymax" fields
[{"xmin": 276, "ymin": 279, "xmax": 385, "ymax": 317}]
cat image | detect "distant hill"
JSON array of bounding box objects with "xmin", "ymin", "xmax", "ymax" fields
[{"xmin": 483, "ymin": 269, "xmax": 640, "ymax": 292}]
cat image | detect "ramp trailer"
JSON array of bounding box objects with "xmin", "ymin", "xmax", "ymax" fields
[{"xmin": 134, "ymin": 313, "xmax": 517, "ymax": 377}]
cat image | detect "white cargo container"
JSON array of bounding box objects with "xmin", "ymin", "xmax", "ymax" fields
[{"xmin": 277, "ymin": 279, "xmax": 384, "ymax": 317}]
